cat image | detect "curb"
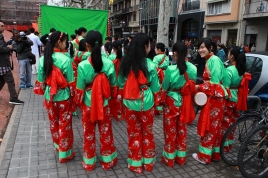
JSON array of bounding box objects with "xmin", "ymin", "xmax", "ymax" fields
[{"xmin": 0, "ymin": 93, "xmax": 20, "ymax": 167}]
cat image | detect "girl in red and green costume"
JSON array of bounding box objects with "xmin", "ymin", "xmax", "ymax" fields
[
  {"xmin": 161, "ymin": 42, "xmax": 197, "ymax": 167},
  {"xmin": 72, "ymin": 27, "xmax": 87, "ymax": 52},
  {"xmin": 109, "ymin": 40, "xmax": 123, "ymax": 120},
  {"xmin": 192, "ymin": 37, "xmax": 227, "ymax": 164},
  {"xmin": 153, "ymin": 42, "xmax": 170, "ymax": 115},
  {"xmin": 76, "ymin": 30, "xmax": 118, "ymax": 172},
  {"xmin": 34, "ymin": 31, "xmax": 76, "ymax": 163},
  {"xmin": 221, "ymin": 46, "xmax": 251, "ymax": 154},
  {"xmin": 118, "ymin": 33, "xmax": 160, "ymax": 174}
]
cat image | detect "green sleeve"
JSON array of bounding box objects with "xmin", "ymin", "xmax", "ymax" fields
[
  {"xmin": 63, "ymin": 60, "xmax": 75, "ymax": 83},
  {"xmin": 149, "ymin": 66, "xmax": 160, "ymax": 93},
  {"xmin": 208, "ymin": 57, "xmax": 225, "ymax": 84},
  {"xmin": 118, "ymin": 74, "xmax": 126, "ymax": 89},
  {"xmin": 162, "ymin": 67, "xmax": 171, "ymax": 91},
  {"xmin": 152, "ymin": 55, "xmax": 160, "ymax": 65},
  {"xmin": 37, "ymin": 57, "xmax": 45, "ymax": 83},
  {"xmin": 76, "ymin": 65, "xmax": 86, "ymax": 90},
  {"xmin": 107, "ymin": 62, "xmax": 117, "ymax": 87},
  {"xmin": 223, "ymin": 68, "xmax": 232, "ymax": 88}
]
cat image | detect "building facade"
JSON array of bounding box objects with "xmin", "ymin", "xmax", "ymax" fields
[
  {"xmin": 202, "ymin": 0, "xmax": 244, "ymax": 48},
  {"xmin": 110, "ymin": 0, "xmax": 177, "ymax": 39},
  {"xmin": 177, "ymin": 0, "xmax": 205, "ymax": 47},
  {"xmin": 0, "ymin": 0, "xmax": 46, "ymax": 31},
  {"xmin": 241, "ymin": 0, "xmax": 268, "ymax": 51}
]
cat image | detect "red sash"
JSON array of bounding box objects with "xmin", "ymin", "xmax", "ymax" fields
[
  {"xmin": 113, "ymin": 58, "xmax": 120, "ymax": 79},
  {"xmin": 45, "ymin": 65, "xmax": 68, "ymax": 101},
  {"xmin": 75, "ymin": 37, "xmax": 80, "ymax": 45},
  {"xmin": 74, "ymin": 51, "xmax": 85, "ymax": 65},
  {"xmin": 123, "ymin": 70, "xmax": 148, "ymax": 100},
  {"xmin": 180, "ymin": 73, "xmax": 196, "ymax": 124},
  {"xmin": 237, "ymin": 73, "xmax": 251, "ymax": 110},
  {"xmin": 88, "ymin": 58, "xmax": 111, "ymax": 122}
]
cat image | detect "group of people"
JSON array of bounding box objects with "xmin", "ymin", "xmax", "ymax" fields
[{"xmin": 28, "ymin": 26, "xmax": 252, "ymax": 174}]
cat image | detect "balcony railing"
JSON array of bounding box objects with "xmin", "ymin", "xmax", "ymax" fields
[
  {"xmin": 244, "ymin": 1, "xmax": 268, "ymax": 15},
  {"xmin": 182, "ymin": 0, "xmax": 200, "ymax": 11}
]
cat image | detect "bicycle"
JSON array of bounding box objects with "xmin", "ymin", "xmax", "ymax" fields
[
  {"xmin": 237, "ymin": 124, "xmax": 268, "ymax": 178},
  {"xmin": 220, "ymin": 96, "xmax": 267, "ymax": 166},
  {"xmin": 256, "ymin": 2, "xmax": 265, "ymax": 13}
]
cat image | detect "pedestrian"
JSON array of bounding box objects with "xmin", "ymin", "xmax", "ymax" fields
[
  {"xmin": 109, "ymin": 40, "xmax": 123, "ymax": 120},
  {"xmin": 216, "ymin": 43, "xmax": 226, "ymax": 63},
  {"xmin": 76, "ymin": 30, "xmax": 118, "ymax": 172},
  {"xmin": 221, "ymin": 46, "xmax": 251, "ymax": 154},
  {"xmin": 0, "ymin": 20, "xmax": 24, "ymax": 105},
  {"xmin": 251, "ymin": 44, "xmax": 256, "ymax": 52},
  {"xmin": 72, "ymin": 27, "xmax": 87, "ymax": 52},
  {"xmin": 27, "ymin": 28, "xmax": 43, "ymax": 75},
  {"xmin": 244, "ymin": 44, "xmax": 250, "ymax": 53},
  {"xmin": 34, "ymin": 31, "xmax": 76, "ymax": 163},
  {"xmin": 153, "ymin": 42, "xmax": 169, "ymax": 115},
  {"xmin": 161, "ymin": 42, "xmax": 197, "ymax": 167},
  {"xmin": 192, "ymin": 37, "xmax": 227, "ymax": 164},
  {"xmin": 118, "ymin": 33, "xmax": 160, "ymax": 174},
  {"xmin": 40, "ymin": 28, "xmax": 56, "ymax": 46},
  {"xmin": 101, "ymin": 36, "xmax": 112, "ymax": 54},
  {"xmin": 12, "ymin": 31, "xmax": 34, "ymax": 89}
]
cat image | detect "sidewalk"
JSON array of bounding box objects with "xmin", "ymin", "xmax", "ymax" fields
[{"xmin": 0, "ymin": 75, "xmax": 242, "ymax": 178}]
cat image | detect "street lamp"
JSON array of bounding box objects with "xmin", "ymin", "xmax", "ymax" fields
[{"xmin": 139, "ymin": 7, "xmax": 142, "ymax": 33}]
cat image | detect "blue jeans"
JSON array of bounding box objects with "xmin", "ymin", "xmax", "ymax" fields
[{"xmin": 19, "ymin": 58, "xmax": 32, "ymax": 86}]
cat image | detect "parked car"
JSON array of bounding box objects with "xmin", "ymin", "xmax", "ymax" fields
[{"xmin": 246, "ymin": 52, "xmax": 268, "ymax": 106}]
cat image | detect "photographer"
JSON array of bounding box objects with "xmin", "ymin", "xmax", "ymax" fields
[{"xmin": 12, "ymin": 31, "xmax": 33, "ymax": 89}]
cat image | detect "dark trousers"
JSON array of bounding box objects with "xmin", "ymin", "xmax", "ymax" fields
[{"xmin": 0, "ymin": 70, "xmax": 18, "ymax": 100}]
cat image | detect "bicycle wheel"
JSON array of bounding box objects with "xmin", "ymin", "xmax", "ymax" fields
[
  {"xmin": 220, "ymin": 115, "xmax": 261, "ymax": 166},
  {"xmin": 238, "ymin": 125, "xmax": 268, "ymax": 178}
]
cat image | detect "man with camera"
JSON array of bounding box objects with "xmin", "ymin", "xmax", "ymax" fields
[
  {"xmin": 0, "ymin": 20, "xmax": 24, "ymax": 105},
  {"xmin": 12, "ymin": 31, "xmax": 33, "ymax": 90}
]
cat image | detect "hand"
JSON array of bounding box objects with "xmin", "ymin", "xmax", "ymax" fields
[
  {"xmin": 117, "ymin": 95, "xmax": 122, "ymax": 101},
  {"xmin": 7, "ymin": 45, "xmax": 13, "ymax": 50}
]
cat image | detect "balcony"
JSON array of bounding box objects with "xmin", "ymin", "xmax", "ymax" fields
[
  {"xmin": 113, "ymin": 0, "xmax": 124, "ymax": 4},
  {"xmin": 111, "ymin": 9, "xmax": 123, "ymax": 16},
  {"xmin": 182, "ymin": 0, "xmax": 200, "ymax": 12},
  {"xmin": 244, "ymin": 1, "xmax": 268, "ymax": 19}
]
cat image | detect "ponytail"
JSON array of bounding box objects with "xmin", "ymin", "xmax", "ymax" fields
[
  {"xmin": 104, "ymin": 42, "xmax": 112, "ymax": 55},
  {"xmin": 44, "ymin": 31, "xmax": 67, "ymax": 79},
  {"xmin": 112, "ymin": 40, "xmax": 122, "ymax": 60},
  {"xmin": 172, "ymin": 42, "xmax": 187, "ymax": 75},
  {"xmin": 165, "ymin": 47, "xmax": 169, "ymax": 57},
  {"xmin": 86, "ymin": 30, "xmax": 103, "ymax": 73},
  {"xmin": 229, "ymin": 46, "xmax": 246, "ymax": 76}
]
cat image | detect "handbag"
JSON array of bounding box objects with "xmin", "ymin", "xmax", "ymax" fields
[{"xmin": 29, "ymin": 53, "xmax": 36, "ymax": 65}]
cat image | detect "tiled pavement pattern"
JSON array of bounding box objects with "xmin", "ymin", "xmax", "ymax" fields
[{"xmin": 0, "ymin": 76, "xmax": 243, "ymax": 178}]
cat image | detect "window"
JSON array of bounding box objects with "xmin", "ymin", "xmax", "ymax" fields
[
  {"xmin": 246, "ymin": 56, "xmax": 262, "ymax": 83},
  {"xmin": 208, "ymin": 2, "xmax": 222, "ymax": 15},
  {"xmin": 133, "ymin": 13, "xmax": 136, "ymax": 21}
]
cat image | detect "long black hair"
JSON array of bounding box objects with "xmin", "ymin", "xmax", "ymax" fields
[
  {"xmin": 156, "ymin": 42, "xmax": 169, "ymax": 56},
  {"xmin": 104, "ymin": 42, "xmax": 112, "ymax": 55},
  {"xmin": 65, "ymin": 33, "xmax": 74, "ymax": 57},
  {"xmin": 44, "ymin": 31, "xmax": 67, "ymax": 79},
  {"xmin": 112, "ymin": 40, "xmax": 122, "ymax": 60},
  {"xmin": 172, "ymin": 42, "xmax": 188, "ymax": 75},
  {"xmin": 85, "ymin": 30, "xmax": 103, "ymax": 73},
  {"xmin": 229, "ymin": 46, "xmax": 246, "ymax": 76},
  {"xmin": 120, "ymin": 33, "xmax": 149, "ymax": 78}
]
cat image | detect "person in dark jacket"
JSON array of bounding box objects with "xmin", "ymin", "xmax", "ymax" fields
[
  {"xmin": 0, "ymin": 20, "xmax": 24, "ymax": 105},
  {"xmin": 12, "ymin": 31, "xmax": 33, "ymax": 89}
]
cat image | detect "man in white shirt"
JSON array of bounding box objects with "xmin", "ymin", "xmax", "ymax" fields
[{"xmin": 27, "ymin": 28, "xmax": 43, "ymax": 74}]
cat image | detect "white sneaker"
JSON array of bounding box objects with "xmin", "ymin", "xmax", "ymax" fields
[{"xmin": 192, "ymin": 153, "xmax": 206, "ymax": 164}]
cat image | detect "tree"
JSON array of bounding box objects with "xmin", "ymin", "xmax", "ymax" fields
[
  {"xmin": 50, "ymin": 0, "xmax": 107, "ymax": 9},
  {"xmin": 157, "ymin": 0, "xmax": 174, "ymax": 48}
]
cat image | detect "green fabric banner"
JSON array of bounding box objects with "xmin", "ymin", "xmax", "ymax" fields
[{"xmin": 41, "ymin": 5, "xmax": 108, "ymax": 41}]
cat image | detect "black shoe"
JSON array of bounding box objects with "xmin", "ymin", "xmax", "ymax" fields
[{"xmin": 9, "ymin": 99, "xmax": 24, "ymax": 105}]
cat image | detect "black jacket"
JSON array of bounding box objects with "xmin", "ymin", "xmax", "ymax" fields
[
  {"xmin": 0, "ymin": 33, "xmax": 11, "ymax": 67},
  {"xmin": 12, "ymin": 38, "xmax": 33, "ymax": 60}
]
